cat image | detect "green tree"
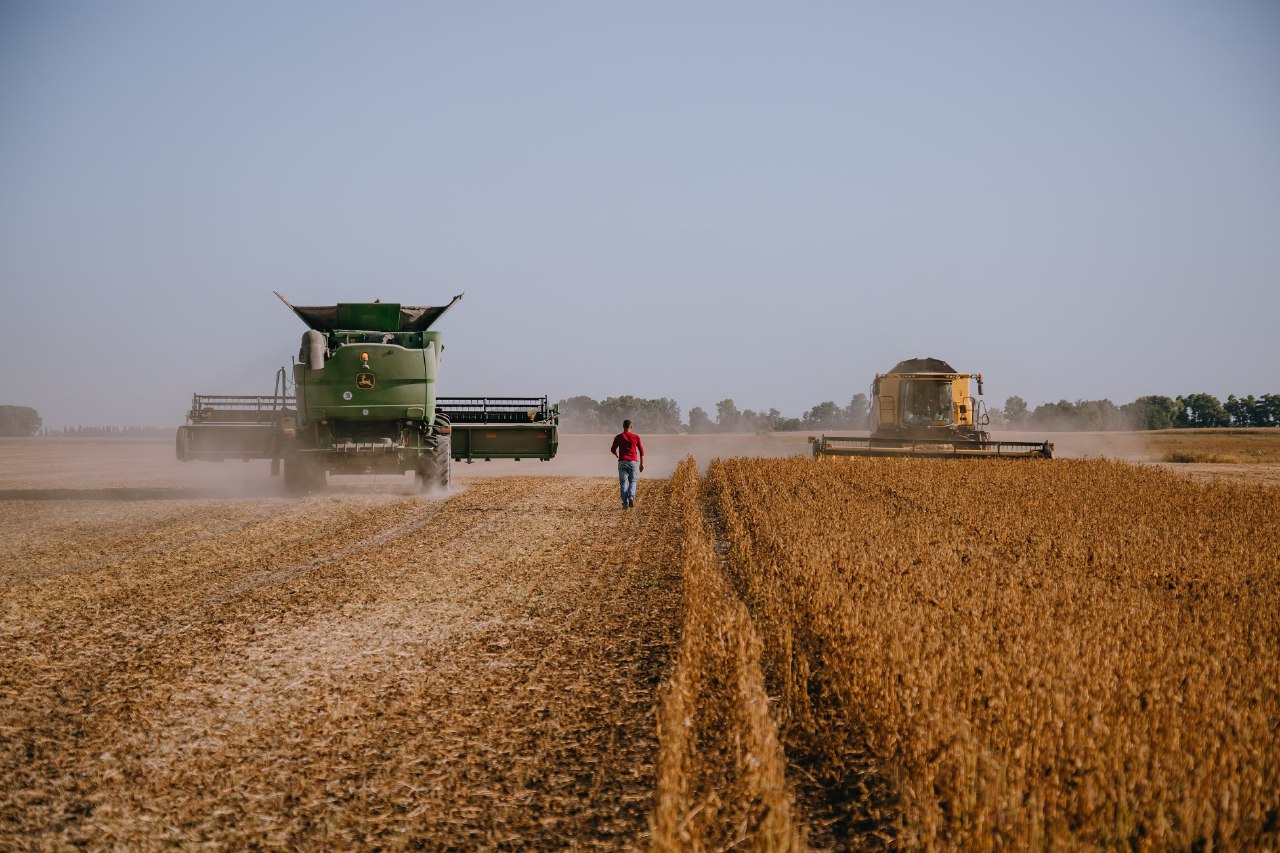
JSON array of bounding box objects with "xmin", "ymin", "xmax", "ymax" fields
[
  {"xmin": 740, "ymin": 409, "xmax": 766, "ymax": 433},
  {"xmin": 1121, "ymin": 395, "xmax": 1180, "ymax": 430},
  {"xmin": 598, "ymin": 396, "xmax": 682, "ymax": 434},
  {"xmin": 645, "ymin": 397, "xmax": 683, "ymax": 433},
  {"xmin": 1258, "ymin": 394, "xmax": 1280, "ymax": 427},
  {"xmin": 0, "ymin": 405, "xmax": 41, "ymax": 437},
  {"xmin": 1175, "ymin": 393, "xmax": 1229, "ymax": 428},
  {"xmin": 844, "ymin": 393, "xmax": 870, "ymax": 430},
  {"xmin": 1003, "ymin": 396, "xmax": 1028, "ymax": 427},
  {"xmin": 555, "ymin": 396, "xmax": 602, "ymax": 433},
  {"xmin": 598, "ymin": 396, "xmax": 639, "ymax": 432},
  {"xmin": 803, "ymin": 401, "xmax": 843, "ymax": 429},
  {"xmin": 769, "ymin": 408, "xmax": 804, "ymax": 431},
  {"xmin": 1074, "ymin": 399, "xmax": 1124, "ymax": 431},
  {"xmin": 1030, "ymin": 400, "xmax": 1076, "ymax": 430},
  {"xmin": 715, "ymin": 398, "xmax": 740, "ymax": 432},
  {"xmin": 688, "ymin": 406, "xmax": 713, "ymax": 434},
  {"xmin": 1224, "ymin": 394, "xmax": 1260, "ymax": 427}
]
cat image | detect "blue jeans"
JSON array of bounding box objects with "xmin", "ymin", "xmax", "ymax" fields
[{"xmin": 618, "ymin": 460, "xmax": 639, "ymax": 507}]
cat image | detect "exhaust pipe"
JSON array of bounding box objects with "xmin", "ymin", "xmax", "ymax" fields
[{"xmin": 303, "ymin": 329, "xmax": 326, "ymax": 371}]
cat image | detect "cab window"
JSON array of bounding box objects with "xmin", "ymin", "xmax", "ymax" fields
[{"xmin": 901, "ymin": 381, "xmax": 953, "ymax": 426}]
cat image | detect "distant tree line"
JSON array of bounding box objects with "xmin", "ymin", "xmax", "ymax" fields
[
  {"xmin": 999, "ymin": 393, "xmax": 1280, "ymax": 431},
  {"xmin": 3, "ymin": 404, "xmax": 181, "ymax": 437},
  {"xmin": 556, "ymin": 394, "xmax": 873, "ymax": 433},
  {"xmin": 36, "ymin": 422, "xmax": 175, "ymax": 435},
  {"xmin": 556, "ymin": 391, "xmax": 1279, "ymax": 434},
  {"xmin": 689, "ymin": 394, "xmax": 873, "ymax": 434},
  {"xmin": 35, "ymin": 425, "xmax": 174, "ymax": 437},
  {"xmin": 7, "ymin": 391, "xmax": 1276, "ymax": 439},
  {"xmin": 557, "ymin": 396, "xmax": 684, "ymax": 433}
]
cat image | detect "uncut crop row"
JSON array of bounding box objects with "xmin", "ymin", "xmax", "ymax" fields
[{"xmin": 657, "ymin": 456, "xmax": 1279, "ymax": 850}]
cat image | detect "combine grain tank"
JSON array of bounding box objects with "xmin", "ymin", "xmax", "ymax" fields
[
  {"xmin": 176, "ymin": 293, "xmax": 558, "ymax": 492},
  {"xmin": 810, "ymin": 357, "xmax": 1052, "ymax": 460}
]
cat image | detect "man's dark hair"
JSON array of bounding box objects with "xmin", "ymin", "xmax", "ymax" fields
[{"xmin": 623, "ymin": 419, "xmax": 632, "ymax": 430}]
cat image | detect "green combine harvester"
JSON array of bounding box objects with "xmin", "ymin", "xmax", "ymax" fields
[{"xmin": 175, "ymin": 293, "xmax": 558, "ymax": 492}]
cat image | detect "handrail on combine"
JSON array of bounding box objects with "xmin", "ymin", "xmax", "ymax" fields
[{"xmin": 187, "ymin": 393, "xmax": 297, "ymax": 424}]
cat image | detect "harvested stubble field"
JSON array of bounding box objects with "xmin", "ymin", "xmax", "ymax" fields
[
  {"xmin": 1, "ymin": 469, "xmax": 681, "ymax": 848},
  {"xmin": 2, "ymin": 438, "xmax": 1278, "ymax": 850}
]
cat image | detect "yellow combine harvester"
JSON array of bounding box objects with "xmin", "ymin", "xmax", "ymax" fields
[{"xmin": 811, "ymin": 357, "xmax": 1054, "ymax": 460}]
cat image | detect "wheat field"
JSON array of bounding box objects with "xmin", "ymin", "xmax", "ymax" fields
[{"xmin": 656, "ymin": 456, "xmax": 1279, "ymax": 850}]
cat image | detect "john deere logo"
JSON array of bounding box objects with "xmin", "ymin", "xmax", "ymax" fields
[{"xmin": 355, "ymin": 372, "xmax": 376, "ymax": 390}]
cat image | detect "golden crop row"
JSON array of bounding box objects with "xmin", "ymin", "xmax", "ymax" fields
[
  {"xmin": 653, "ymin": 459, "xmax": 800, "ymax": 851},
  {"xmin": 696, "ymin": 456, "xmax": 1279, "ymax": 849}
]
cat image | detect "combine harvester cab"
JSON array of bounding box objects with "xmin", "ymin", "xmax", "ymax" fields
[
  {"xmin": 176, "ymin": 293, "xmax": 558, "ymax": 492},
  {"xmin": 811, "ymin": 357, "xmax": 1053, "ymax": 460}
]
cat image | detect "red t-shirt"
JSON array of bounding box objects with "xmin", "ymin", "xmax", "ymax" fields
[{"xmin": 611, "ymin": 431, "xmax": 644, "ymax": 462}]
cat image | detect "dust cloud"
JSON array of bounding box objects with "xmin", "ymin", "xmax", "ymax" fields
[
  {"xmin": 993, "ymin": 429, "xmax": 1154, "ymax": 462},
  {"xmin": 0, "ymin": 429, "xmax": 1189, "ymax": 502}
]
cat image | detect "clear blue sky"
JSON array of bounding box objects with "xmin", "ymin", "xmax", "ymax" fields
[{"xmin": 2, "ymin": 1, "xmax": 1277, "ymax": 429}]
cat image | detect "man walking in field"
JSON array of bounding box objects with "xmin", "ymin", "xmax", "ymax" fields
[{"xmin": 611, "ymin": 419, "xmax": 644, "ymax": 509}]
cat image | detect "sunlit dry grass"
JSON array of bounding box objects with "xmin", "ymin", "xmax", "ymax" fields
[
  {"xmin": 1148, "ymin": 428, "xmax": 1280, "ymax": 464},
  {"xmin": 702, "ymin": 457, "xmax": 1279, "ymax": 848}
]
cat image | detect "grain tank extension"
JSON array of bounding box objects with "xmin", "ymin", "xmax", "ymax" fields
[
  {"xmin": 176, "ymin": 293, "xmax": 558, "ymax": 491},
  {"xmin": 810, "ymin": 357, "xmax": 1053, "ymax": 460}
]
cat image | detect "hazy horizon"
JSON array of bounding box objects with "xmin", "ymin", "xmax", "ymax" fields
[{"xmin": 3, "ymin": 2, "xmax": 1278, "ymax": 430}]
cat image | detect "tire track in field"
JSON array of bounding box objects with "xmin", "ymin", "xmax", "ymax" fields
[
  {"xmin": 202, "ymin": 498, "xmax": 452, "ymax": 604},
  {"xmin": 1, "ymin": 477, "xmax": 682, "ymax": 850}
]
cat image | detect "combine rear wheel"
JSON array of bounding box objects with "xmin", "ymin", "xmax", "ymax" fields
[{"xmin": 416, "ymin": 435, "xmax": 452, "ymax": 494}]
